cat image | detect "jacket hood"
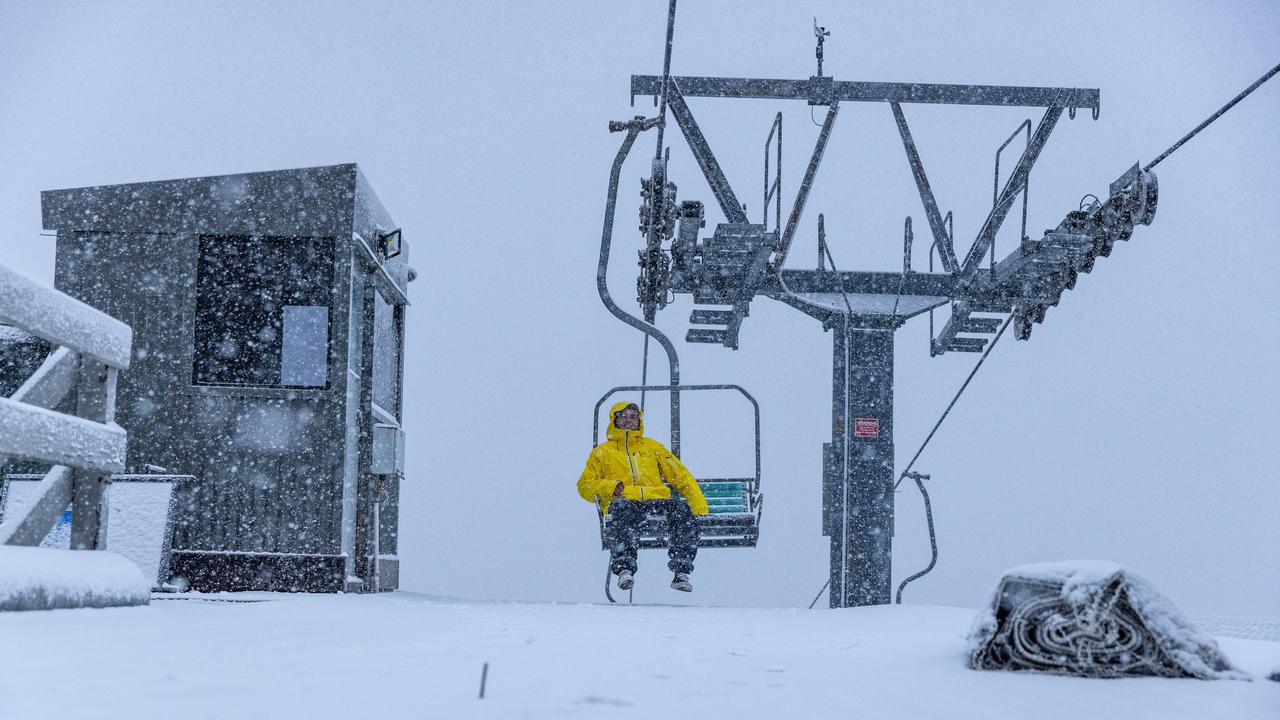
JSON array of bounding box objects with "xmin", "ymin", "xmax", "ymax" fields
[{"xmin": 605, "ymin": 401, "xmax": 644, "ymax": 442}]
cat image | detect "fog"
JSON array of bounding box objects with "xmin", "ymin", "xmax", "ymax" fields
[{"xmin": 1, "ymin": 1, "xmax": 1276, "ymax": 615}]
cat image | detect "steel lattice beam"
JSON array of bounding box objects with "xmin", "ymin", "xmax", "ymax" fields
[
  {"xmin": 619, "ymin": 65, "xmax": 1110, "ymax": 611},
  {"xmin": 633, "ymin": 75, "xmax": 1100, "ymax": 110}
]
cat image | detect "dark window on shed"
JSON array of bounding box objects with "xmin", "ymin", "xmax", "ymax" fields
[{"xmin": 194, "ymin": 236, "xmax": 334, "ymax": 388}]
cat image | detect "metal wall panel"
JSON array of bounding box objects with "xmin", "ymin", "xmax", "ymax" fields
[{"xmin": 41, "ymin": 165, "xmax": 407, "ymax": 589}]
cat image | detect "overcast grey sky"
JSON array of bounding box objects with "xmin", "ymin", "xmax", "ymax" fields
[{"xmin": 1, "ymin": 1, "xmax": 1277, "ymax": 614}]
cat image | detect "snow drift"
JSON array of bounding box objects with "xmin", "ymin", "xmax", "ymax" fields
[{"xmin": 0, "ymin": 545, "xmax": 150, "ymax": 611}]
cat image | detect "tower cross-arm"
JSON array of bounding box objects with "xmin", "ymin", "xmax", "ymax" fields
[{"xmin": 632, "ymin": 75, "xmax": 1099, "ymax": 110}]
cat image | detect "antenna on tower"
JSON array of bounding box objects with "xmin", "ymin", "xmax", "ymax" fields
[{"xmin": 813, "ymin": 18, "xmax": 831, "ymax": 77}]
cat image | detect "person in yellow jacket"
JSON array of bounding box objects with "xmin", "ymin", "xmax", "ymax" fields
[{"xmin": 577, "ymin": 401, "xmax": 708, "ymax": 592}]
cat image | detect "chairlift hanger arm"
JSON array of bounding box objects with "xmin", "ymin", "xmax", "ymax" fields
[
  {"xmin": 598, "ymin": 116, "xmax": 683, "ymax": 454},
  {"xmin": 633, "ymin": 75, "xmax": 1099, "ymax": 111}
]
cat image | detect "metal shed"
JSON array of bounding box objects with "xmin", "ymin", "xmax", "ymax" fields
[{"xmin": 39, "ymin": 164, "xmax": 410, "ymax": 592}]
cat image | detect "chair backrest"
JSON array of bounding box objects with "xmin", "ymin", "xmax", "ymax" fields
[
  {"xmin": 698, "ymin": 479, "xmax": 751, "ymax": 514},
  {"xmin": 591, "ymin": 384, "xmax": 761, "ymax": 496}
]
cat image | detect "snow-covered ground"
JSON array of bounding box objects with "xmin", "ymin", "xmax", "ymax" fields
[{"xmin": 1, "ymin": 593, "xmax": 1276, "ymax": 718}]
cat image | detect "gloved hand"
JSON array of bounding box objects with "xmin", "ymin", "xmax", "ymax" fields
[{"xmin": 613, "ymin": 483, "xmax": 624, "ymax": 498}]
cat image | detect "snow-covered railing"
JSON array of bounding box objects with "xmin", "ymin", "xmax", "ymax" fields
[{"xmin": 0, "ymin": 262, "xmax": 131, "ymax": 549}]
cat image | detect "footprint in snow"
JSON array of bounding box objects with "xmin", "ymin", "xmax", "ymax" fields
[{"xmin": 576, "ymin": 696, "xmax": 634, "ymax": 707}]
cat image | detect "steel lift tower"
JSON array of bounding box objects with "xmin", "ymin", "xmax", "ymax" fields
[{"xmin": 596, "ymin": 6, "xmax": 1274, "ymax": 608}]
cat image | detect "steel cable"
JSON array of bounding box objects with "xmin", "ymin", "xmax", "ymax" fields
[{"xmin": 1145, "ymin": 61, "xmax": 1280, "ymax": 172}]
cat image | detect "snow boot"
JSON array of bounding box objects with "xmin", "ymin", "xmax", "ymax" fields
[
  {"xmin": 617, "ymin": 570, "xmax": 634, "ymax": 590},
  {"xmin": 670, "ymin": 573, "xmax": 692, "ymax": 592}
]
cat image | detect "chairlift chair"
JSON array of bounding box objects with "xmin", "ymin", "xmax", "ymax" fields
[
  {"xmin": 592, "ymin": 384, "xmax": 763, "ymax": 550},
  {"xmin": 591, "ymin": 105, "xmax": 766, "ymax": 603}
]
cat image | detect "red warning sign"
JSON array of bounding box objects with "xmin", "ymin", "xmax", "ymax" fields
[{"xmin": 854, "ymin": 418, "xmax": 880, "ymax": 438}]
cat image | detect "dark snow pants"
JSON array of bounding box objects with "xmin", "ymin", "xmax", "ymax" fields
[{"xmin": 607, "ymin": 498, "xmax": 699, "ymax": 576}]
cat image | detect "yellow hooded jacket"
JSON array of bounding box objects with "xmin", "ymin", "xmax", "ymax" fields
[{"xmin": 577, "ymin": 401, "xmax": 709, "ymax": 516}]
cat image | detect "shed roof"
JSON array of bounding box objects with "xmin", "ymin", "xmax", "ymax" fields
[{"xmin": 41, "ymin": 164, "xmax": 367, "ymax": 238}]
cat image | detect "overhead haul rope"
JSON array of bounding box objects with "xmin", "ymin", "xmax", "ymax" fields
[
  {"xmin": 895, "ymin": 62, "xmax": 1280, "ymax": 495},
  {"xmin": 1144, "ymin": 61, "xmax": 1280, "ymax": 172},
  {"xmin": 895, "ymin": 315, "xmax": 1014, "ymax": 491},
  {"xmin": 888, "ymin": 314, "xmax": 1014, "ymax": 604}
]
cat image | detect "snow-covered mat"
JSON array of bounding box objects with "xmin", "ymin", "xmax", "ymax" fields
[
  {"xmin": 0, "ymin": 594, "xmax": 1275, "ymax": 718},
  {"xmin": 969, "ymin": 561, "xmax": 1244, "ymax": 679},
  {"xmin": 0, "ymin": 546, "xmax": 149, "ymax": 611}
]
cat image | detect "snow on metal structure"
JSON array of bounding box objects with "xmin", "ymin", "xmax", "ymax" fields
[
  {"xmin": 38, "ymin": 164, "xmax": 411, "ymax": 593},
  {"xmin": 0, "ymin": 263, "xmax": 129, "ymax": 549},
  {"xmin": 2, "ymin": 472, "xmax": 189, "ymax": 588},
  {"xmin": 0, "ymin": 264, "xmax": 150, "ymax": 610},
  {"xmin": 598, "ymin": 3, "xmax": 1277, "ymax": 608}
]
